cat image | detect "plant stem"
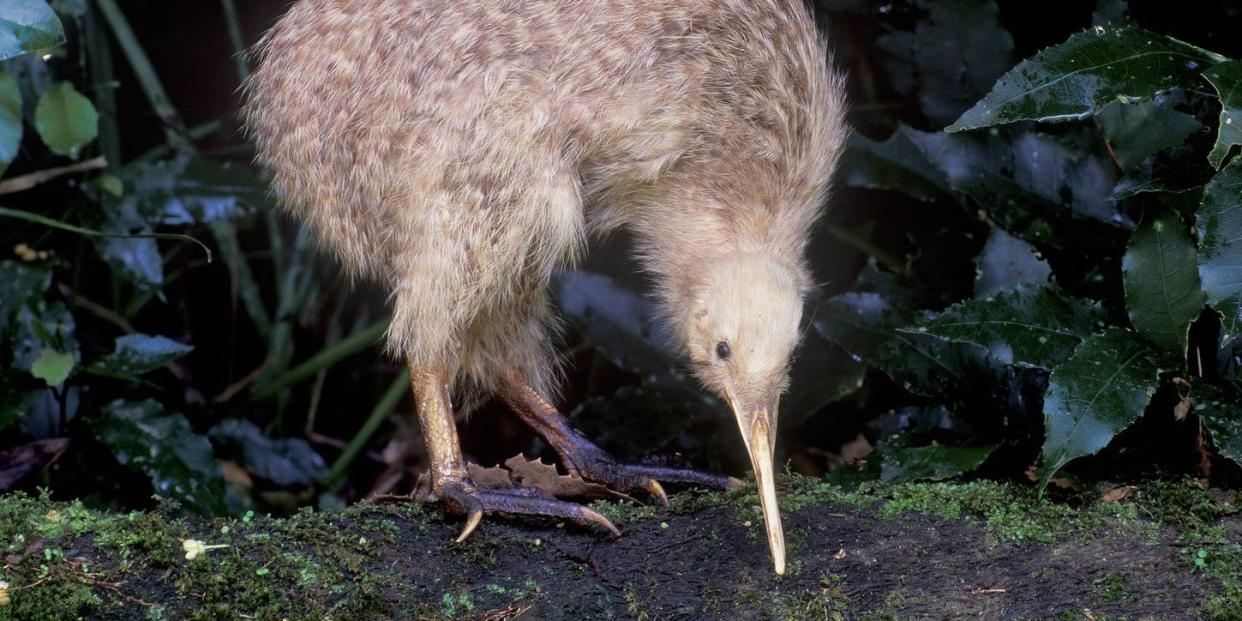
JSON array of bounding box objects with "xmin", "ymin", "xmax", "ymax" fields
[
  {"xmin": 320, "ymin": 373, "xmax": 409, "ymax": 491},
  {"xmin": 0, "ymin": 206, "xmax": 212, "ymax": 262},
  {"xmin": 218, "ymin": 0, "xmax": 250, "ymax": 84},
  {"xmin": 93, "ymin": 0, "xmax": 189, "ymax": 148},
  {"xmin": 252, "ymin": 318, "xmax": 391, "ymax": 400}
]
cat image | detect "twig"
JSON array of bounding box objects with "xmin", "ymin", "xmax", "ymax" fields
[
  {"xmin": 0, "ymin": 206, "xmax": 213, "ymax": 263},
  {"xmin": 58, "ymin": 283, "xmax": 135, "ymax": 333},
  {"xmin": 0, "ymin": 157, "xmax": 108, "ymax": 195},
  {"xmin": 212, "ymin": 355, "xmax": 275, "ymax": 404}
]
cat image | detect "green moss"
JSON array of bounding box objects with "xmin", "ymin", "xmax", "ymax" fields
[{"xmin": 772, "ymin": 573, "xmax": 850, "ymax": 621}]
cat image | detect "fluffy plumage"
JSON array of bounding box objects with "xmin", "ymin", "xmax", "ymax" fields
[{"xmin": 243, "ymin": 0, "xmax": 847, "ymax": 409}]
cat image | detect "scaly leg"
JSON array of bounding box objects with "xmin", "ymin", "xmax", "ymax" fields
[
  {"xmin": 409, "ymin": 363, "xmax": 619, "ymax": 541},
  {"xmin": 498, "ymin": 370, "xmax": 742, "ymax": 505}
]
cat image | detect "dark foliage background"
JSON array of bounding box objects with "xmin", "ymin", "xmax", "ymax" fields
[{"xmin": 1, "ymin": 0, "xmax": 1241, "ymax": 517}]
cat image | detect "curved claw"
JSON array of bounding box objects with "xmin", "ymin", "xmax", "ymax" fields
[
  {"xmin": 580, "ymin": 506, "xmax": 622, "ymax": 538},
  {"xmin": 455, "ymin": 508, "xmax": 484, "ymax": 543},
  {"xmin": 645, "ymin": 479, "xmax": 669, "ymax": 507}
]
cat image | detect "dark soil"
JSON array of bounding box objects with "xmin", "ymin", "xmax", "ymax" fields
[{"xmin": 0, "ymin": 479, "xmax": 1232, "ymax": 620}]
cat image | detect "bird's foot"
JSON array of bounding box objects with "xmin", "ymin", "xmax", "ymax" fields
[
  {"xmin": 425, "ymin": 477, "xmax": 621, "ymax": 542},
  {"xmin": 568, "ymin": 447, "xmax": 744, "ymax": 507}
]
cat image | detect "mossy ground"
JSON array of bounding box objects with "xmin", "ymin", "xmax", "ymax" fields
[{"xmin": 0, "ymin": 476, "xmax": 1237, "ymax": 620}]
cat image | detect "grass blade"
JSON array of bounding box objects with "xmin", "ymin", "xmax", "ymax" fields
[{"xmin": 319, "ymin": 373, "xmax": 409, "ymax": 491}]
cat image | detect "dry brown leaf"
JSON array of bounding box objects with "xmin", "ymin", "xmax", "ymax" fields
[
  {"xmin": 1100, "ymin": 485, "xmax": 1136, "ymax": 503},
  {"xmin": 839, "ymin": 434, "xmax": 874, "ymax": 462},
  {"xmin": 503, "ymin": 454, "xmax": 618, "ymax": 500},
  {"xmin": 219, "ymin": 460, "xmax": 254, "ymax": 489},
  {"xmin": 467, "ymin": 462, "xmax": 519, "ymax": 491}
]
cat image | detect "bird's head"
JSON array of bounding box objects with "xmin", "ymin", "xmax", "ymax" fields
[{"xmin": 678, "ymin": 251, "xmax": 805, "ymax": 575}]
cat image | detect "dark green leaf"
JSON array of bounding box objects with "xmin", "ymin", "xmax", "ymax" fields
[
  {"xmin": 0, "ymin": 261, "xmax": 50, "ymax": 334},
  {"xmin": 910, "ymin": 0, "xmax": 1013, "ymax": 126},
  {"xmin": 948, "ymin": 27, "xmax": 1225, "ymax": 132},
  {"xmin": 783, "ymin": 334, "xmax": 866, "ymax": 428},
  {"xmin": 880, "ymin": 444, "xmax": 997, "ymax": 483},
  {"xmin": 1112, "ymin": 143, "xmax": 1216, "ymax": 199},
  {"xmin": 1096, "ymin": 98, "xmax": 1201, "ymax": 170},
  {"xmin": 118, "ymin": 154, "xmax": 266, "ymax": 225},
  {"xmin": 33, "ymin": 80, "xmax": 97, "ymax": 158},
  {"xmin": 1123, "ymin": 211, "xmax": 1205, "ymax": 357},
  {"xmin": 906, "ymin": 127, "xmax": 1127, "ymax": 245},
  {"xmin": 974, "ymin": 228, "xmax": 1052, "ymax": 297},
  {"xmin": 1193, "ymin": 381, "xmax": 1242, "ymax": 468},
  {"xmin": 0, "ymin": 388, "xmax": 35, "ymax": 432},
  {"xmin": 1197, "ymin": 160, "xmax": 1242, "ymax": 342},
  {"xmin": 12, "ymin": 300, "xmax": 77, "ymax": 372},
  {"xmin": 89, "ymin": 333, "xmax": 192, "ymax": 376},
  {"xmin": 93, "ymin": 399, "xmax": 226, "ymax": 515},
  {"xmin": 908, "ymin": 286, "xmax": 1103, "ymax": 369},
  {"xmin": 29, "ymin": 348, "xmax": 73, "ymax": 385},
  {"xmin": 96, "ymin": 200, "xmax": 163, "ymax": 292},
  {"xmin": 209, "ymin": 419, "xmax": 326, "ymax": 488},
  {"xmin": 570, "ymin": 385, "xmax": 715, "ymax": 460},
  {"xmin": 1204, "ymin": 60, "xmax": 1242, "ymax": 169},
  {"xmin": 813, "ymin": 292, "xmax": 988, "ymax": 397},
  {"xmin": 0, "ymin": 0, "xmax": 64, "ymax": 61},
  {"xmin": 553, "ymin": 270, "xmax": 679, "ymax": 377},
  {"xmin": 0, "ymin": 68, "xmax": 20, "ymax": 175},
  {"xmin": 1038, "ymin": 329, "xmax": 1160, "ymax": 488},
  {"xmin": 838, "ymin": 127, "xmax": 954, "ymax": 202}
]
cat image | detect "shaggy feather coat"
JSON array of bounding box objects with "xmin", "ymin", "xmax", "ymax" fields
[{"xmin": 244, "ymin": 0, "xmax": 847, "ymax": 408}]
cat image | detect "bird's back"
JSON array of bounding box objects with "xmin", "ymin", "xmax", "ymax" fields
[{"xmin": 245, "ymin": 0, "xmax": 841, "ymax": 280}]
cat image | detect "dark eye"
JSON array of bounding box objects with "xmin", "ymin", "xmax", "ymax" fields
[{"xmin": 715, "ymin": 341, "xmax": 731, "ymax": 360}]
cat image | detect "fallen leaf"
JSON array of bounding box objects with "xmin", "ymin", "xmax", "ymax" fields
[
  {"xmin": 0, "ymin": 439, "xmax": 70, "ymax": 491},
  {"xmin": 219, "ymin": 460, "xmax": 254, "ymax": 489},
  {"xmin": 1100, "ymin": 485, "xmax": 1136, "ymax": 503},
  {"xmin": 503, "ymin": 454, "xmax": 619, "ymax": 501}
]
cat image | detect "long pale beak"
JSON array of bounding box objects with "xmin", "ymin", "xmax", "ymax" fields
[{"xmin": 730, "ymin": 398, "xmax": 784, "ymax": 575}]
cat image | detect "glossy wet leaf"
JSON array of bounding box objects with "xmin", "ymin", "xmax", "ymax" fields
[
  {"xmin": 838, "ymin": 126, "xmax": 954, "ymax": 202},
  {"xmin": 29, "ymin": 348, "xmax": 73, "ymax": 386},
  {"xmin": 1197, "ymin": 160, "xmax": 1242, "ymax": 343},
  {"xmin": 910, "ymin": 0, "xmax": 1013, "ymax": 126},
  {"xmin": 0, "ymin": 69, "xmax": 20, "ymax": 176},
  {"xmin": 93, "ymin": 399, "xmax": 226, "ymax": 515},
  {"xmin": 554, "ymin": 270, "xmax": 680, "ymax": 377},
  {"xmin": 1112, "ymin": 143, "xmax": 1217, "ymax": 200},
  {"xmin": 0, "ymin": 0, "xmax": 64, "ymax": 61},
  {"xmin": 1193, "ymin": 381, "xmax": 1242, "ymax": 468},
  {"xmin": 11, "ymin": 300, "xmax": 77, "ymax": 373},
  {"xmin": 1123, "ymin": 211, "xmax": 1205, "ymax": 358},
  {"xmin": 1204, "ymin": 60, "xmax": 1241, "ymax": 169},
  {"xmin": 813, "ymin": 292, "xmax": 989, "ymax": 397},
  {"xmin": 1038, "ymin": 329, "xmax": 1160, "ymax": 489},
  {"xmin": 880, "ymin": 444, "xmax": 997, "ymax": 483},
  {"xmin": 782, "ymin": 333, "xmax": 867, "ymax": 428},
  {"xmin": 208, "ymin": 419, "xmax": 325, "ymax": 488},
  {"xmin": 96, "ymin": 200, "xmax": 163, "ymax": 292},
  {"xmin": 34, "ymin": 81, "xmax": 96, "ymax": 158},
  {"xmin": 118, "ymin": 154, "xmax": 266, "ymax": 225},
  {"xmin": 905, "ymin": 127, "xmax": 1126, "ymax": 245},
  {"xmin": 948, "ymin": 26, "xmax": 1225, "ymax": 132},
  {"xmin": 89, "ymin": 333, "xmax": 193, "ymax": 376},
  {"xmin": 1096, "ymin": 98, "xmax": 1201, "ymax": 170},
  {"xmin": 974, "ymin": 228, "xmax": 1052, "ymax": 297},
  {"xmin": 908, "ymin": 286, "xmax": 1103, "ymax": 369}
]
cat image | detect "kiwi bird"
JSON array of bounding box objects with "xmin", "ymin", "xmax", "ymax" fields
[{"xmin": 244, "ymin": 0, "xmax": 845, "ymax": 575}]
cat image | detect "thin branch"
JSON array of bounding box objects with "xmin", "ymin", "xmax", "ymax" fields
[{"xmin": 0, "ymin": 157, "xmax": 108, "ymax": 195}]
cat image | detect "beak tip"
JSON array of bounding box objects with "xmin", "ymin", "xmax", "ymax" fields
[{"xmin": 774, "ymin": 559, "xmax": 786, "ymax": 576}]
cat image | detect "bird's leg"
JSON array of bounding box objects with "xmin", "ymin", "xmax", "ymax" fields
[
  {"xmin": 498, "ymin": 370, "xmax": 742, "ymax": 505},
  {"xmin": 408, "ymin": 363, "xmax": 619, "ymax": 541}
]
